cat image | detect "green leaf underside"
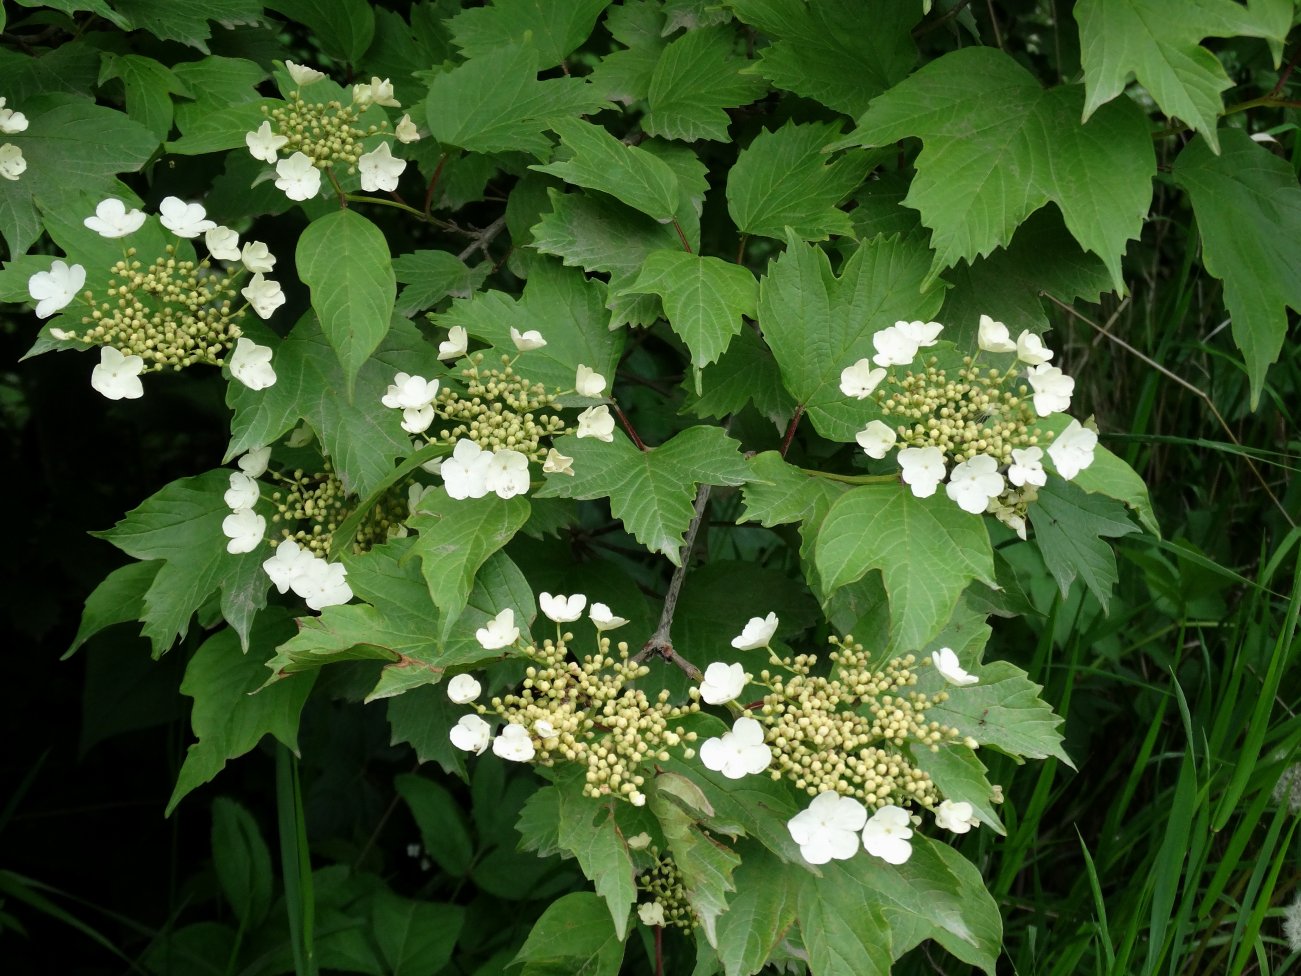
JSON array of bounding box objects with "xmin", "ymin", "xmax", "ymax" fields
[
  {"xmin": 651, "ymin": 785, "xmax": 741, "ymax": 946},
  {"xmin": 393, "ymin": 249, "xmax": 489, "ymax": 316},
  {"xmin": 556, "ymin": 776, "xmax": 637, "ymax": 940},
  {"xmin": 1037, "ymin": 413, "xmax": 1159, "ymax": 534},
  {"xmin": 1029, "ymin": 479, "xmax": 1140, "ymax": 612},
  {"xmin": 643, "ymin": 25, "xmax": 768, "ymax": 143},
  {"xmin": 535, "ymin": 426, "xmax": 751, "ymax": 562},
  {"xmin": 450, "ymin": 0, "xmax": 611, "ymax": 69},
  {"xmin": 928, "ymin": 659, "xmax": 1071, "ymax": 765},
  {"xmin": 513, "ymin": 892, "xmax": 626, "ymax": 975},
  {"xmin": 846, "ymin": 47, "xmax": 1155, "ymax": 290}
]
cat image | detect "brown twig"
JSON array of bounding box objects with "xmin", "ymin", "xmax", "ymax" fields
[{"xmin": 456, "ymin": 216, "xmax": 507, "ymax": 262}]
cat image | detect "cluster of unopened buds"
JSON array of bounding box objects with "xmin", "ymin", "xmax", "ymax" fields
[
  {"xmin": 28, "ymin": 195, "xmax": 279, "ymax": 400},
  {"xmin": 839, "ymin": 314, "xmax": 1098, "ymax": 537},
  {"xmin": 246, "ymin": 61, "xmax": 419, "ymax": 202},
  {"xmin": 0, "ymin": 95, "xmax": 29, "ymax": 181},
  {"xmin": 382, "ymin": 326, "xmax": 617, "ymax": 499}
]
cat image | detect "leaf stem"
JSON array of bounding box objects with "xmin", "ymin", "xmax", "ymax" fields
[
  {"xmin": 325, "ymin": 167, "xmax": 346, "ymax": 208},
  {"xmin": 800, "ymin": 468, "xmax": 899, "ymax": 485},
  {"xmin": 328, "ymin": 442, "xmax": 452, "ymax": 558},
  {"xmin": 457, "ymin": 216, "xmax": 507, "ymax": 262},
  {"xmin": 672, "ymin": 218, "xmax": 693, "ymax": 253},
  {"xmin": 611, "ymin": 402, "xmax": 648, "ymax": 451},
  {"xmin": 779, "ymin": 404, "xmax": 804, "ymax": 457},
  {"xmin": 423, "ymin": 153, "xmax": 448, "ymax": 218}
]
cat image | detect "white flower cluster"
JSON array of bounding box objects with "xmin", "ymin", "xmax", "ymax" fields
[
  {"xmin": 0, "ymin": 95, "xmax": 29, "ymax": 182},
  {"xmin": 840, "ymin": 315, "xmax": 1098, "ymax": 537}
]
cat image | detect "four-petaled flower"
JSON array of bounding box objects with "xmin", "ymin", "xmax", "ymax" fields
[
  {"xmin": 1047, "ymin": 419, "xmax": 1097, "ymax": 479},
  {"xmin": 638, "ymin": 902, "xmax": 666, "ymax": 927},
  {"xmin": 443, "ymin": 439, "xmax": 493, "ymax": 499},
  {"xmin": 492, "ymin": 723, "xmax": 536, "ymax": 762},
  {"xmin": 205, "ymin": 226, "xmax": 241, "ymax": 262},
  {"xmin": 543, "ymin": 448, "xmax": 574, "ymax": 476},
  {"xmin": 731, "ymin": 612, "xmax": 778, "ymax": 650},
  {"xmin": 475, "ymin": 608, "xmax": 519, "ymax": 649},
  {"xmin": 932, "ymin": 646, "xmax": 978, "ymax": 686},
  {"xmin": 0, "ymin": 144, "xmax": 26, "ymax": 181},
  {"xmin": 862, "ymin": 805, "xmax": 913, "ymax": 864},
  {"xmin": 856, "ymin": 420, "xmax": 897, "ymax": 460},
  {"xmin": 540, "ymin": 592, "xmax": 587, "ymax": 623},
  {"xmin": 945, "ymin": 454, "xmax": 1005, "ymax": 514},
  {"xmin": 90, "ymin": 346, "xmax": 144, "ymax": 400},
  {"xmin": 224, "ymin": 471, "xmax": 260, "ymax": 510},
  {"xmin": 228, "ymin": 337, "xmax": 277, "ymax": 389},
  {"xmin": 1016, "ymin": 330, "xmax": 1053, "ymax": 365},
  {"xmin": 1027, "ymin": 363, "xmax": 1074, "ymax": 416},
  {"xmin": 358, "ymin": 142, "xmax": 407, "ymax": 192},
  {"xmin": 241, "ymin": 273, "xmax": 286, "ymax": 320},
  {"xmin": 446, "ymin": 673, "xmax": 482, "ymax": 704},
  {"xmin": 438, "ymin": 326, "xmax": 468, "ymax": 360},
  {"xmin": 699, "ymin": 661, "xmax": 746, "ymax": 705},
  {"xmin": 510, "ymin": 327, "xmax": 547, "ymax": 351},
  {"xmin": 262, "ymin": 539, "xmax": 315, "ymax": 594},
  {"xmin": 28, "ymin": 260, "xmax": 86, "ymax": 318},
  {"xmin": 274, "ymin": 152, "xmax": 322, "ymax": 201},
  {"xmin": 934, "ymin": 799, "xmax": 980, "ymax": 834},
  {"xmin": 382, "ymin": 372, "xmax": 439, "ymax": 410},
  {"xmin": 295, "ymin": 558, "xmax": 352, "ymax": 610},
  {"xmin": 898, "ymin": 446, "xmax": 946, "ymax": 498},
  {"xmin": 241, "ymin": 241, "xmax": 277, "ymax": 273},
  {"xmin": 787, "ymin": 791, "xmax": 868, "ymax": 865},
  {"xmin": 1007, "ymin": 446, "xmax": 1046, "ymax": 488},
  {"xmin": 484, "ymin": 449, "xmax": 530, "ymax": 499},
  {"xmin": 84, "ymin": 198, "xmax": 146, "ymax": 238},
  {"xmin": 159, "ymin": 196, "xmax": 216, "ymax": 238},
  {"xmin": 871, "ymin": 323, "xmax": 920, "ymax": 367},
  {"xmin": 395, "ymin": 114, "xmax": 420, "ymax": 143},
  {"xmin": 977, "ymin": 314, "xmax": 1017, "ymax": 353},
  {"xmin": 239, "ymin": 446, "xmax": 272, "ymax": 478},
  {"xmin": 839, "ymin": 358, "xmax": 886, "ymax": 399},
  {"xmin": 221, "ymin": 507, "xmax": 266, "ymax": 554},
  {"xmin": 699, "ymin": 716, "xmax": 773, "ymax": 779},
  {"xmin": 246, "ymin": 120, "xmax": 289, "ymax": 163},
  {"xmin": 450, "ymin": 714, "xmax": 492, "ymax": 754},
  {"xmin": 575, "ymin": 364, "xmax": 606, "ymax": 397},
  {"xmin": 576, "ymin": 404, "xmax": 615, "ymax": 441},
  {"xmin": 589, "ymin": 602, "xmax": 629, "ymax": 631},
  {"xmin": 0, "ymin": 97, "xmax": 28, "ymax": 134}
]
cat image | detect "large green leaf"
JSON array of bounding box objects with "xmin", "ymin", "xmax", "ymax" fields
[
  {"xmin": 686, "ymin": 327, "xmax": 797, "ymax": 426},
  {"xmin": 297, "ymin": 209, "xmax": 396, "ymax": 396},
  {"xmin": 370, "ymin": 890, "xmax": 464, "ymax": 976},
  {"xmin": 66, "ymin": 561, "xmax": 160, "ymax": 657},
  {"xmin": 110, "ymin": 0, "xmax": 262, "ymax": 51},
  {"xmin": 1172, "ymin": 130, "xmax": 1301, "ymax": 407},
  {"xmin": 449, "ymin": 0, "xmax": 611, "ymax": 68},
  {"xmin": 926, "ymin": 660, "xmax": 1071, "ymax": 764},
  {"xmin": 643, "ymin": 25, "xmax": 767, "ymax": 142},
  {"xmin": 757, "ymin": 234, "xmax": 943, "ymax": 441},
  {"xmin": 651, "ymin": 782, "xmax": 741, "ymax": 946},
  {"xmin": 815, "ymin": 484, "xmax": 995, "ymax": 651},
  {"xmin": 1029, "ymin": 480, "xmax": 1140, "ymax": 612},
  {"xmin": 265, "ymin": 0, "xmax": 375, "ymax": 64},
  {"xmin": 589, "ymin": 0, "xmax": 668, "ymax": 104},
  {"xmin": 393, "ymin": 249, "xmax": 489, "ymax": 316},
  {"xmin": 1038, "ymin": 413, "xmax": 1159, "ymax": 535},
  {"xmin": 513, "ymin": 892, "xmax": 626, "ymax": 976},
  {"xmin": 535, "ymin": 426, "xmax": 750, "ymax": 563},
  {"xmin": 98, "ymin": 53, "xmax": 188, "ymax": 140},
  {"xmin": 798, "ymin": 868, "xmax": 892, "ymax": 976},
  {"xmin": 556, "ymin": 777, "xmax": 638, "ymax": 940},
  {"xmin": 714, "ymin": 850, "xmax": 801, "ymax": 976},
  {"xmin": 726, "ymin": 121, "xmax": 867, "ymax": 241},
  {"xmin": 845, "ymin": 47, "xmax": 1155, "ymax": 290},
  {"xmin": 395, "ymin": 774, "xmax": 474, "ymax": 876}
]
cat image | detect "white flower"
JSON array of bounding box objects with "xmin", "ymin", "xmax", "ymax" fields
[
  {"xmin": 84, "ymin": 198, "xmax": 146, "ymax": 238},
  {"xmin": 787, "ymin": 791, "xmax": 868, "ymax": 865},
  {"xmin": 245, "ymin": 120, "xmax": 289, "ymax": 163},
  {"xmin": 275, "ymin": 152, "xmax": 322, "ymax": 202},
  {"xmin": 699, "ymin": 662, "xmax": 746, "ymax": 705},
  {"xmin": 0, "ymin": 98, "xmax": 28, "ymax": 134},
  {"xmin": 205, "ymin": 226, "xmax": 241, "ymax": 261},
  {"xmin": 224, "ymin": 471, "xmax": 260, "ymax": 510},
  {"xmin": 510, "ymin": 327, "xmax": 546, "ymax": 351},
  {"xmin": 839, "ymin": 358, "xmax": 887, "ymax": 399},
  {"xmin": 358, "ymin": 142, "xmax": 407, "ymax": 192},
  {"xmin": 932, "ymin": 646, "xmax": 978, "ymax": 686},
  {"xmin": 898, "ymin": 320, "xmax": 943, "ymax": 347},
  {"xmin": 90, "ymin": 346, "xmax": 144, "ymax": 400},
  {"xmin": 699, "ymin": 716, "xmax": 772, "ymax": 780},
  {"xmin": 450, "ymin": 714, "xmax": 492, "ymax": 755},
  {"xmin": 861, "ymin": 805, "xmax": 913, "ymax": 864},
  {"xmin": 446, "ymin": 673, "xmax": 482, "ymax": 704},
  {"xmin": 159, "ymin": 196, "xmax": 216, "ymax": 238},
  {"xmin": 222, "ymin": 507, "xmax": 266, "ymax": 554},
  {"xmin": 382, "ymin": 372, "xmax": 439, "ymax": 410},
  {"xmin": 28, "ymin": 260, "xmax": 86, "ymax": 318},
  {"xmin": 241, "ymin": 241, "xmax": 277, "ymax": 273},
  {"xmin": 241, "ymin": 273, "xmax": 286, "ymax": 320},
  {"xmin": 262, "ymin": 540, "xmax": 315, "ymax": 594},
  {"xmin": 481, "ymin": 449, "xmax": 528, "ymax": 499},
  {"xmin": 898, "ymin": 446, "xmax": 946, "ymax": 498},
  {"xmin": 638, "ymin": 902, "xmax": 666, "ymax": 927},
  {"xmin": 438, "ymin": 326, "xmax": 468, "ymax": 360},
  {"xmin": 228, "ymin": 337, "xmax": 277, "ymax": 389},
  {"xmin": 945, "ymin": 454, "xmax": 1005, "ymax": 515},
  {"xmin": 401, "ymin": 404, "xmax": 435, "ymax": 434},
  {"xmin": 1007, "ymin": 446, "xmax": 1047, "ymax": 488},
  {"xmin": 476, "ymin": 608, "xmax": 519, "ymax": 650},
  {"xmin": 576, "ymin": 404, "xmax": 615, "ymax": 441},
  {"xmin": 856, "ymin": 420, "xmax": 897, "ymax": 459},
  {"xmin": 575, "ymin": 364, "xmax": 606, "ymax": 397},
  {"xmin": 995, "ymin": 507, "xmax": 1027, "ymax": 540},
  {"xmin": 238, "ymin": 446, "xmax": 272, "ymax": 478},
  {"xmin": 49, "ymin": 328, "xmax": 75, "ymax": 340},
  {"xmin": 534, "ymin": 720, "xmax": 555, "ymax": 740},
  {"xmin": 353, "ymin": 77, "xmax": 400, "ymax": 108},
  {"xmin": 443, "ymin": 439, "xmax": 493, "ymax": 499},
  {"xmin": 285, "ymin": 61, "xmax": 326, "ymax": 87},
  {"xmin": 542, "ymin": 449, "xmax": 574, "ymax": 476},
  {"xmin": 934, "ymin": 799, "xmax": 979, "ymax": 834},
  {"xmin": 407, "ymin": 483, "xmax": 434, "ymax": 517},
  {"xmin": 0, "ymin": 144, "xmax": 26, "ymax": 181},
  {"xmin": 492, "ymin": 723, "xmax": 536, "ymax": 762},
  {"xmin": 871, "ymin": 324, "xmax": 919, "ymax": 367},
  {"xmin": 1016, "ymin": 330, "xmax": 1054, "ymax": 365},
  {"xmin": 589, "ymin": 602, "xmax": 629, "ymax": 631},
  {"xmin": 1027, "ymin": 364, "xmax": 1074, "ymax": 416},
  {"xmin": 731, "ymin": 612, "xmax": 778, "ymax": 650},
  {"xmin": 295, "ymin": 557, "xmax": 353, "ymax": 610},
  {"xmin": 977, "ymin": 314, "xmax": 1017, "ymax": 353},
  {"xmin": 540, "ymin": 592, "xmax": 587, "ymax": 623},
  {"xmin": 395, "ymin": 114, "xmax": 420, "ymax": 143},
  {"xmin": 1047, "ymin": 419, "xmax": 1098, "ymax": 479},
  {"xmin": 627, "ymin": 832, "xmax": 652, "ymax": 850}
]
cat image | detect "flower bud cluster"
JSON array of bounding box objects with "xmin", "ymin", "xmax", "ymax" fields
[
  {"xmin": 0, "ymin": 95, "xmax": 29, "ymax": 182},
  {"xmin": 260, "ymin": 90, "xmax": 380, "ymax": 171},
  {"xmin": 636, "ymin": 848, "xmax": 695, "ymax": 930},
  {"xmin": 434, "ymin": 354, "xmax": 571, "ymax": 461},
  {"xmin": 267, "ymin": 459, "xmax": 407, "ymax": 557}
]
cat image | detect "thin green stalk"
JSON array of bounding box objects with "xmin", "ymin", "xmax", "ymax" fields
[{"xmin": 276, "ymin": 746, "xmax": 316, "ymax": 976}]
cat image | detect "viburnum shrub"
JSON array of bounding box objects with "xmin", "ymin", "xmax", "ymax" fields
[{"xmin": 4, "ymin": 0, "xmax": 1295, "ymax": 972}]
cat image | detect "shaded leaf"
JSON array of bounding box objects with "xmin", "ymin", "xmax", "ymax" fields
[
  {"xmin": 1029, "ymin": 479, "xmax": 1140, "ymax": 612},
  {"xmin": 644, "ymin": 25, "xmax": 767, "ymax": 142}
]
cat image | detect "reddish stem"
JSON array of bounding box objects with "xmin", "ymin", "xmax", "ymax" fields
[
  {"xmin": 423, "ymin": 153, "xmax": 447, "ymax": 218},
  {"xmin": 672, "ymin": 219, "xmax": 692, "ymax": 253},
  {"xmin": 779, "ymin": 404, "xmax": 804, "ymax": 457},
  {"xmin": 612, "ymin": 402, "xmax": 647, "ymax": 451},
  {"xmin": 654, "ymin": 925, "xmax": 664, "ymax": 976}
]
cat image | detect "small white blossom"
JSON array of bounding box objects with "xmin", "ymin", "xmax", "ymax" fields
[
  {"xmin": 699, "ymin": 662, "xmax": 746, "ymax": 705},
  {"xmin": 540, "ymin": 592, "xmax": 587, "ymax": 623},
  {"xmin": 450, "ymin": 714, "xmax": 492, "ymax": 755},
  {"xmin": 638, "ymin": 902, "xmax": 666, "ymax": 928},
  {"xmin": 576, "ymin": 404, "xmax": 615, "ymax": 442},
  {"xmin": 476, "ymin": 608, "xmax": 519, "ymax": 650},
  {"xmin": 855, "ymin": 420, "xmax": 897, "ymax": 459},
  {"xmin": 28, "ymin": 260, "xmax": 86, "ymax": 318},
  {"xmin": 241, "ymin": 241, "xmax": 277, "ymax": 273},
  {"xmin": 731, "ymin": 612, "xmax": 778, "ymax": 650},
  {"xmin": 438, "ymin": 326, "xmax": 468, "ymax": 360},
  {"xmin": 443, "ymin": 439, "xmax": 493, "ymax": 499},
  {"xmin": 0, "ymin": 98, "xmax": 28, "ymax": 134},
  {"xmin": 229, "ymin": 337, "xmax": 277, "ymax": 389},
  {"xmin": 946, "ymin": 454, "xmax": 1005, "ymax": 514},
  {"xmin": 932, "ymin": 646, "xmax": 978, "ymax": 686},
  {"xmin": 1016, "ymin": 330, "xmax": 1054, "ymax": 365},
  {"xmin": 382, "ymin": 373, "xmax": 439, "ymax": 410},
  {"xmin": 1047, "ymin": 419, "xmax": 1098, "ymax": 479},
  {"xmin": 699, "ymin": 716, "xmax": 772, "ymax": 780},
  {"xmin": 542, "ymin": 448, "xmax": 574, "ymax": 476},
  {"xmin": 224, "ymin": 471, "xmax": 260, "ymax": 511},
  {"xmin": 295, "ymin": 557, "xmax": 353, "ymax": 610},
  {"xmin": 275, "ymin": 152, "xmax": 322, "ymax": 201},
  {"xmin": 205, "ymin": 226, "xmax": 241, "ymax": 261},
  {"xmin": 395, "ymin": 114, "xmax": 420, "ymax": 143},
  {"xmin": 492, "ymin": 723, "xmax": 536, "ymax": 762},
  {"xmin": 898, "ymin": 319, "xmax": 943, "ymax": 347},
  {"xmin": 589, "ymin": 602, "xmax": 629, "ymax": 631},
  {"xmin": 898, "ymin": 446, "xmax": 946, "ymax": 498},
  {"xmin": 358, "ymin": 141, "xmax": 407, "ymax": 192},
  {"xmin": 1007, "ymin": 446, "xmax": 1047, "ymax": 488},
  {"xmin": 49, "ymin": 328, "xmax": 74, "ymax": 340},
  {"xmin": 246, "ymin": 120, "xmax": 289, "ymax": 163},
  {"xmin": 862, "ymin": 805, "xmax": 913, "ymax": 864},
  {"xmin": 977, "ymin": 314, "xmax": 1017, "ymax": 353},
  {"xmin": 446, "ymin": 673, "xmax": 482, "ymax": 704},
  {"xmin": 84, "ymin": 198, "xmax": 146, "ymax": 238},
  {"xmin": 353, "ymin": 77, "xmax": 400, "ymax": 108},
  {"xmin": 994, "ymin": 507, "xmax": 1027, "ymax": 540},
  {"xmin": 871, "ymin": 324, "xmax": 919, "ymax": 367},
  {"xmin": 575, "ymin": 364, "xmax": 607, "ymax": 397},
  {"xmin": 241, "ymin": 273, "xmax": 286, "ymax": 320},
  {"xmin": 627, "ymin": 832, "xmax": 652, "ymax": 850},
  {"xmin": 159, "ymin": 196, "xmax": 216, "ymax": 238},
  {"xmin": 401, "ymin": 404, "xmax": 435, "ymax": 434},
  {"xmin": 238, "ymin": 446, "xmax": 272, "ymax": 478},
  {"xmin": 839, "ymin": 358, "xmax": 887, "ymax": 399},
  {"xmin": 485, "ymin": 449, "xmax": 531, "ymax": 499},
  {"xmin": 285, "ymin": 61, "xmax": 326, "ymax": 87},
  {"xmin": 90, "ymin": 346, "xmax": 144, "ymax": 400},
  {"xmin": 1027, "ymin": 364, "xmax": 1074, "ymax": 416},
  {"xmin": 510, "ymin": 327, "xmax": 546, "ymax": 351},
  {"xmin": 262, "ymin": 540, "xmax": 315, "ymax": 594},
  {"xmin": 787, "ymin": 791, "xmax": 868, "ymax": 865},
  {"xmin": 0, "ymin": 144, "xmax": 26, "ymax": 181},
  {"xmin": 934, "ymin": 799, "xmax": 980, "ymax": 834},
  {"xmin": 221, "ymin": 507, "xmax": 266, "ymax": 554}
]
